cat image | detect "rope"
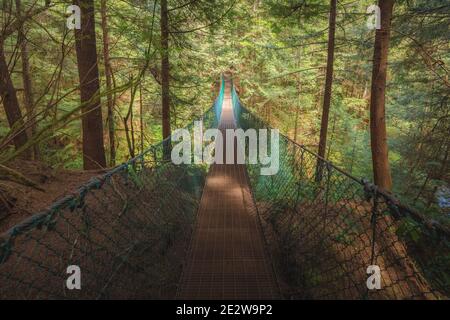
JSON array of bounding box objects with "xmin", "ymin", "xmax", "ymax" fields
[
  {"xmin": 231, "ymin": 83, "xmax": 449, "ymax": 299},
  {"xmin": 0, "ymin": 79, "xmax": 225, "ymax": 299},
  {"xmin": 1, "ymin": 77, "xmax": 448, "ymax": 300}
]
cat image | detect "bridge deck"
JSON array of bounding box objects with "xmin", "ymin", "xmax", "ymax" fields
[{"xmin": 177, "ymin": 81, "xmax": 280, "ymax": 299}]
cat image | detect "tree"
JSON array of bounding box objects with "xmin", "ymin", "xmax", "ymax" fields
[
  {"xmin": 316, "ymin": 0, "xmax": 337, "ymax": 181},
  {"xmin": 0, "ymin": 40, "xmax": 30, "ymax": 158},
  {"xmin": 160, "ymin": 0, "xmax": 171, "ymax": 158},
  {"xmin": 100, "ymin": 0, "xmax": 115, "ymax": 166},
  {"xmin": 369, "ymin": 0, "xmax": 395, "ymax": 191},
  {"xmin": 15, "ymin": 0, "xmax": 38, "ymax": 160},
  {"xmin": 74, "ymin": 0, "xmax": 106, "ymax": 169}
]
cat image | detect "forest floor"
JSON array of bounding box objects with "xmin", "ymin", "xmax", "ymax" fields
[
  {"xmin": 0, "ymin": 160, "xmax": 200, "ymax": 299},
  {"xmin": 0, "ymin": 161, "xmax": 100, "ymax": 233},
  {"xmin": 259, "ymin": 200, "xmax": 446, "ymax": 299}
]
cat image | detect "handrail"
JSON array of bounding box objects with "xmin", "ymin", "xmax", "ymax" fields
[
  {"xmin": 0, "ymin": 78, "xmax": 226, "ymax": 247},
  {"xmin": 230, "ymin": 81, "xmax": 450, "ymax": 239}
]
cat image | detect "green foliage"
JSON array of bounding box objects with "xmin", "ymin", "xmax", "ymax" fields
[{"xmin": 0, "ymin": 0, "xmax": 447, "ymax": 219}]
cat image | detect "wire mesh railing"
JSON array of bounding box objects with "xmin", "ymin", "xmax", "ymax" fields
[
  {"xmin": 1, "ymin": 77, "xmax": 447, "ymax": 300},
  {"xmin": 232, "ymin": 83, "xmax": 450, "ymax": 300},
  {"xmin": 0, "ymin": 80, "xmax": 224, "ymax": 299},
  {"xmin": 214, "ymin": 75, "xmax": 225, "ymax": 123}
]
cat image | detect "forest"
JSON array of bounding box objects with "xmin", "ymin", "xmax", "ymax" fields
[{"xmin": 0, "ymin": 0, "xmax": 449, "ymax": 300}]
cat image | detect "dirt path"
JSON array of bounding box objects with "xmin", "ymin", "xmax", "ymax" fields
[{"xmin": 177, "ymin": 80, "xmax": 280, "ymax": 299}]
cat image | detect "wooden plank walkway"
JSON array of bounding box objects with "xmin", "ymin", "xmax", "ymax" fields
[{"xmin": 177, "ymin": 81, "xmax": 280, "ymax": 299}]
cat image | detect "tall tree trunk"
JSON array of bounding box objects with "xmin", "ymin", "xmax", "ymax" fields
[
  {"xmin": 74, "ymin": 0, "xmax": 106, "ymax": 170},
  {"xmin": 369, "ymin": 0, "xmax": 394, "ymax": 191},
  {"xmin": 160, "ymin": 0, "xmax": 171, "ymax": 158},
  {"xmin": 316, "ymin": 0, "xmax": 336, "ymax": 181},
  {"xmin": 100, "ymin": 0, "xmax": 115, "ymax": 167},
  {"xmin": 294, "ymin": 81, "xmax": 301, "ymax": 143},
  {"xmin": 139, "ymin": 81, "xmax": 144, "ymax": 153},
  {"xmin": 15, "ymin": 0, "xmax": 38, "ymax": 160},
  {"xmin": 294, "ymin": 48, "xmax": 302, "ymax": 143},
  {"xmin": 0, "ymin": 40, "xmax": 30, "ymax": 158},
  {"xmin": 124, "ymin": 82, "xmax": 137, "ymax": 160}
]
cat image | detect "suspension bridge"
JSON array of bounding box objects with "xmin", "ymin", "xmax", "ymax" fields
[{"xmin": 0, "ymin": 76, "xmax": 448, "ymax": 299}]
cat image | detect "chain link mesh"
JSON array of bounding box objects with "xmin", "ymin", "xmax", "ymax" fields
[
  {"xmin": 1, "ymin": 78, "xmax": 447, "ymax": 300},
  {"xmin": 0, "ymin": 83, "xmax": 224, "ymax": 299},
  {"xmin": 233, "ymin": 85, "xmax": 449, "ymax": 300}
]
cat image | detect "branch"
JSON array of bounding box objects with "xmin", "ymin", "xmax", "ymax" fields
[
  {"xmin": 1, "ymin": 3, "xmax": 53, "ymax": 41},
  {"xmin": 169, "ymin": 0, "xmax": 236, "ymax": 34},
  {"xmin": 168, "ymin": 0, "xmax": 199, "ymax": 12}
]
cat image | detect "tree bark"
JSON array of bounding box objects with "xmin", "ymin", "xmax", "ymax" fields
[
  {"xmin": 100, "ymin": 0, "xmax": 115, "ymax": 166},
  {"xmin": 124, "ymin": 80, "xmax": 137, "ymax": 160},
  {"xmin": 294, "ymin": 48, "xmax": 302, "ymax": 143},
  {"xmin": 139, "ymin": 81, "xmax": 144, "ymax": 153},
  {"xmin": 74, "ymin": 0, "xmax": 106, "ymax": 170},
  {"xmin": 0, "ymin": 39, "xmax": 30, "ymax": 158},
  {"xmin": 369, "ymin": 0, "xmax": 394, "ymax": 191},
  {"xmin": 316, "ymin": 0, "xmax": 336, "ymax": 181},
  {"xmin": 160, "ymin": 0, "xmax": 171, "ymax": 158},
  {"xmin": 15, "ymin": 0, "xmax": 39, "ymax": 160},
  {"xmin": 294, "ymin": 81, "xmax": 301, "ymax": 143}
]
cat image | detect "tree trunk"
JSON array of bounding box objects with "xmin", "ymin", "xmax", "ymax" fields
[
  {"xmin": 160, "ymin": 0, "xmax": 171, "ymax": 159},
  {"xmin": 293, "ymin": 104, "xmax": 300, "ymax": 143},
  {"xmin": 139, "ymin": 82, "xmax": 144, "ymax": 153},
  {"xmin": 100, "ymin": 0, "xmax": 115, "ymax": 167},
  {"xmin": 124, "ymin": 83, "xmax": 137, "ymax": 160},
  {"xmin": 294, "ymin": 48, "xmax": 302, "ymax": 143},
  {"xmin": 74, "ymin": 0, "xmax": 106, "ymax": 170},
  {"xmin": 369, "ymin": 0, "xmax": 394, "ymax": 191},
  {"xmin": 15, "ymin": 0, "xmax": 38, "ymax": 160},
  {"xmin": 0, "ymin": 40, "xmax": 30, "ymax": 158},
  {"xmin": 294, "ymin": 81, "xmax": 301, "ymax": 143},
  {"xmin": 316, "ymin": 0, "xmax": 336, "ymax": 181}
]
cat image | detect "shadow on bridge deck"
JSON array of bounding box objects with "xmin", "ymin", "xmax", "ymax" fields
[{"xmin": 177, "ymin": 80, "xmax": 281, "ymax": 299}]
